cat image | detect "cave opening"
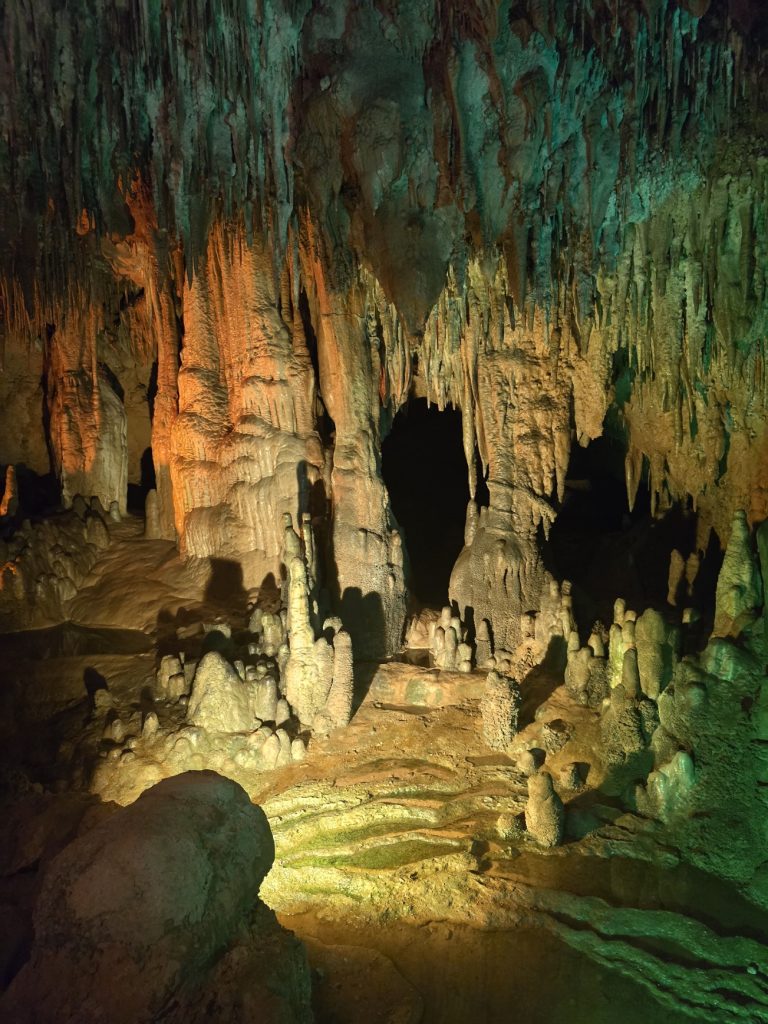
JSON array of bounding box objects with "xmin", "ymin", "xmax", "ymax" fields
[
  {"xmin": 127, "ymin": 447, "xmax": 156, "ymax": 514},
  {"xmin": 382, "ymin": 398, "xmax": 480, "ymax": 609},
  {"xmin": 547, "ymin": 435, "xmax": 722, "ymax": 638}
]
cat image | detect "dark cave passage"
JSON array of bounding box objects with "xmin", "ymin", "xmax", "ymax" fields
[
  {"xmin": 1, "ymin": 464, "xmax": 61, "ymax": 522},
  {"xmin": 547, "ymin": 435, "xmax": 722, "ymax": 637},
  {"xmin": 127, "ymin": 446, "xmax": 157, "ymax": 514},
  {"xmin": 382, "ymin": 399, "xmax": 473, "ymax": 609}
]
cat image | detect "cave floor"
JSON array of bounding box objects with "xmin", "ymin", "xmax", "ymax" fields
[{"xmin": 2, "ymin": 521, "xmax": 767, "ymax": 1023}]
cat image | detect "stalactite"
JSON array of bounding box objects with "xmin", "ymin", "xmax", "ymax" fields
[{"xmin": 0, "ymin": 0, "xmax": 766, "ymax": 653}]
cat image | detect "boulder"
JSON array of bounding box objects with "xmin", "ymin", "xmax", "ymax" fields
[{"xmin": 1, "ymin": 772, "xmax": 311, "ymax": 1023}]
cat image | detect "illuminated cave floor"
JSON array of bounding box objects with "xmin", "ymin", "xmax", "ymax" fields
[{"xmin": 2, "ymin": 521, "xmax": 767, "ymax": 1023}]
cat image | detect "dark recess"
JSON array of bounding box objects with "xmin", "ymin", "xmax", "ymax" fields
[
  {"xmin": 382, "ymin": 398, "xmax": 486, "ymax": 608},
  {"xmin": 299, "ymin": 288, "xmax": 335, "ymax": 446},
  {"xmin": 547, "ymin": 435, "xmax": 722, "ymax": 636},
  {"xmin": 3, "ymin": 464, "xmax": 61, "ymax": 520},
  {"xmin": 127, "ymin": 447, "xmax": 156, "ymax": 513}
]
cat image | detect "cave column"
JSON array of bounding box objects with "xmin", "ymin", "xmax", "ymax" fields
[
  {"xmin": 446, "ymin": 284, "xmax": 571, "ymax": 655},
  {"xmin": 300, "ymin": 227, "xmax": 406, "ymax": 659},
  {"xmin": 46, "ymin": 306, "xmax": 128, "ymax": 513},
  {"xmin": 170, "ymin": 226, "xmax": 325, "ymax": 587},
  {"xmin": 145, "ymin": 274, "xmax": 180, "ymax": 540}
]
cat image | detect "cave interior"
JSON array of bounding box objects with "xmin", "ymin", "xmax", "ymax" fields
[{"xmin": 1, "ymin": 1, "xmax": 768, "ymax": 1022}]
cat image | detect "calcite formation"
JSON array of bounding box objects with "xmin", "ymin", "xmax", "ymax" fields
[
  {"xmin": 82, "ymin": 514, "xmax": 364, "ymax": 803},
  {"xmin": 1, "ymin": 3, "xmax": 768, "ymax": 1021},
  {"xmin": 1, "ymin": 1, "xmax": 766, "ymax": 658},
  {"xmin": 525, "ymin": 770, "xmax": 565, "ymax": 848},
  {"xmin": 429, "ymin": 605, "xmax": 474, "ymax": 671},
  {"xmin": 282, "ymin": 513, "xmax": 355, "ymax": 730},
  {"xmin": 480, "ymin": 668, "xmax": 522, "ymax": 751},
  {"xmin": 0, "ymin": 496, "xmax": 112, "ymax": 630}
]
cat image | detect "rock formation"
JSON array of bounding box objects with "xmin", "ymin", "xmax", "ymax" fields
[
  {"xmin": 430, "ymin": 605, "xmax": 474, "ymax": 671},
  {"xmin": 0, "ymin": 499, "xmax": 112, "ymax": 630},
  {"xmin": 525, "ymin": 771, "xmax": 564, "ymax": 848},
  {"xmin": 0, "ymin": 772, "xmax": 312, "ymax": 1023},
  {"xmin": 634, "ymin": 609, "xmax": 679, "ymax": 701},
  {"xmin": 1, "ymin": 4, "xmax": 768, "ymax": 1020},
  {"xmin": 187, "ymin": 652, "xmax": 262, "ymax": 734},
  {"xmin": 0, "ymin": 2, "xmax": 765, "ymax": 659},
  {"xmin": 480, "ymin": 669, "xmax": 522, "ymax": 752},
  {"xmin": 713, "ymin": 510, "xmax": 764, "ymax": 638},
  {"xmin": 282, "ymin": 527, "xmax": 355, "ymax": 731}
]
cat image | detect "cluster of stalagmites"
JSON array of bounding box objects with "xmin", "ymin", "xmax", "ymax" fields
[
  {"xmin": 480, "ymin": 510, "xmax": 768, "ymax": 850},
  {"xmin": 428, "ymin": 606, "xmax": 474, "ymax": 671},
  {"xmin": 90, "ymin": 514, "xmax": 354, "ymax": 796},
  {"xmin": 479, "ymin": 661, "xmax": 566, "ymax": 849},
  {"xmin": 426, "ymin": 578, "xmax": 576, "ymax": 678},
  {"xmin": 493, "ymin": 592, "xmax": 695, "ymax": 844},
  {"xmin": 469, "ymin": 578, "xmax": 579, "ymax": 849},
  {"xmin": 281, "ymin": 514, "xmax": 354, "ymax": 736},
  {"xmin": 0, "ymin": 475, "xmax": 114, "ymax": 629}
]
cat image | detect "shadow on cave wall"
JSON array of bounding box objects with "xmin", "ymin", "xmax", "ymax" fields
[
  {"xmin": 204, "ymin": 558, "xmax": 250, "ymax": 613},
  {"xmin": 255, "ymin": 571, "xmax": 281, "ymax": 613},
  {"xmin": 517, "ymin": 634, "xmax": 568, "ymax": 731},
  {"xmin": 153, "ymin": 557, "xmax": 251, "ymax": 658},
  {"xmin": 296, "ymin": 459, "xmax": 336, "ymax": 617},
  {"xmin": 340, "ymin": 585, "xmax": 386, "ymax": 677},
  {"xmin": 295, "ymin": 459, "xmax": 388, "ymax": 704},
  {"xmin": 83, "ymin": 666, "xmax": 108, "ymax": 703}
]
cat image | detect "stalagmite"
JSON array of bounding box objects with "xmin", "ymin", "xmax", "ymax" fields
[
  {"xmin": 713, "ymin": 511, "xmax": 763, "ymax": 638},
  {"xmin": 144, "ymin": 490, "xmax": 162, "ymax": 539},
  {"xmin": 668, "ymin": 550, "xmax": 686, "ymax": 606},
  {"xmin": 600, "ymin": 682, "xmax": 647, "ymax": 767},
  {"xmin": 525, "ymin": 772, "xmax": 564, "ymax": 848},
  {"xmin": 685, "ymin": 554, "xmax": 700, "ymax": 599},
  {"xmin": 480, "ymin": 670, "xmax": 521, "ymax": 752},
  {"xmin": 187, "ymin": 653, "xmax": 257, "ymax": 734},
  {"xmin": 635, "ymin": 609, "xmax": 678, "ymax": 701},
  {"xmin": 475, "ymin": 619, "xmax": 493, "ymax": 668},
  {"xmin": 156, "ymin": 656, "xmax": 187, "ymax": 701},
  {"xmin": 323, "ymin": 628, "xmax": 354, "ymax": 730},
  {"xmin": 1, "ymin": 4, "xmax": 768, "ymax": 1020},
  {"xmin": 621, "ymin": 648, "xmax": 642, "ymax": 700}
]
